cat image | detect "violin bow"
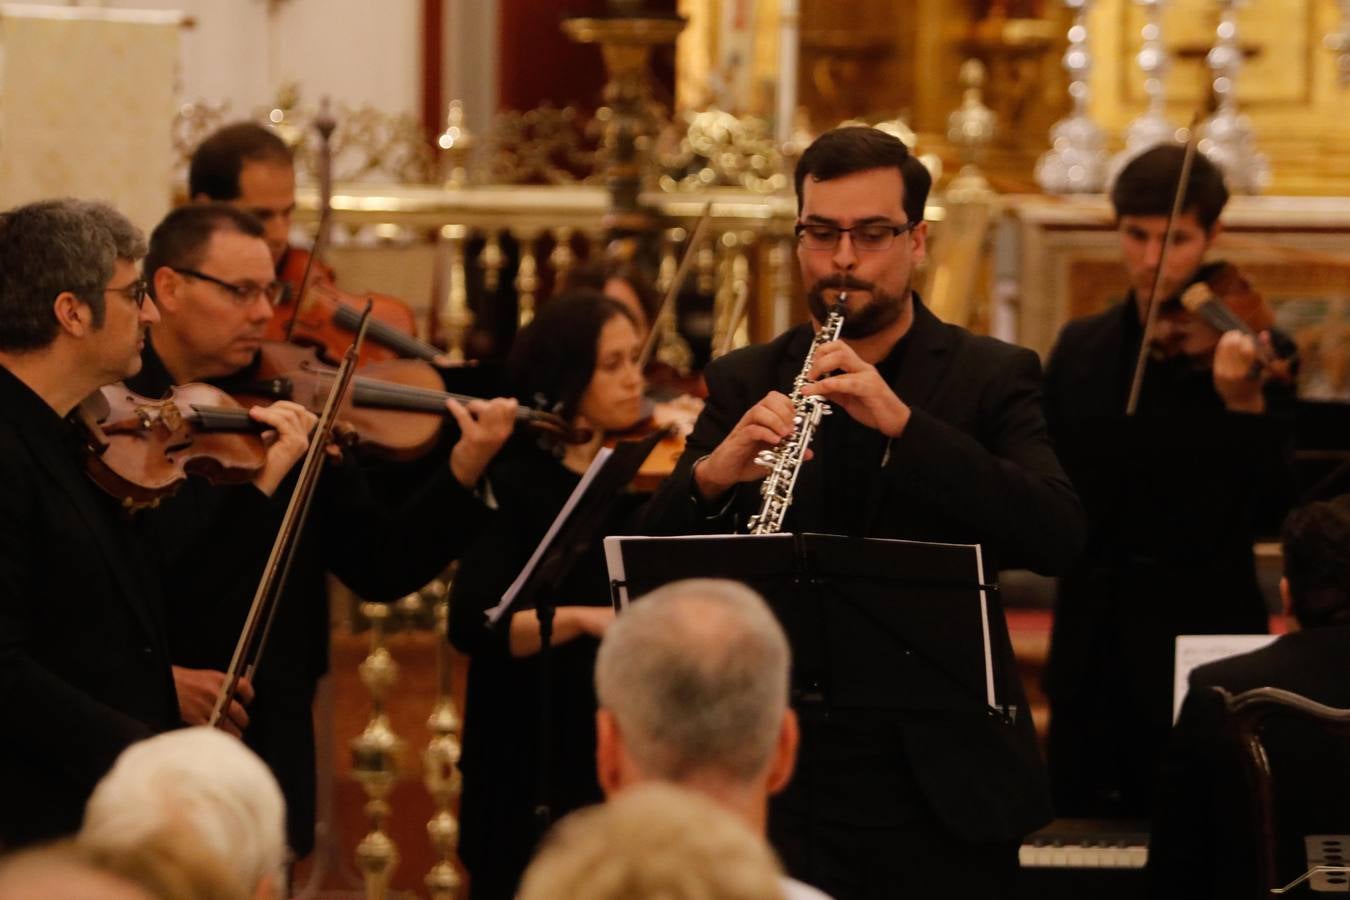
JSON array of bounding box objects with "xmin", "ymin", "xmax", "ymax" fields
[
  {"xmin": 283, "ymin": 97, "xmax": 337, "ymax": 345},
  {"xmin": 1125, "ymin": 113, "xmax": 1203, "ymax": 416},
  {"xmin": 639, "ymin": 202, "xmax": 712, "ymax": 370},
  {"xmin": 208, "ymin": 301, "xmax": 375, "ymax": 730}
]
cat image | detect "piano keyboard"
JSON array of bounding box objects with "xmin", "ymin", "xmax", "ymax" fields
[
  {"xmin": 1016, "ymin": 820, "xmax": 1149, "ymax": 900},
  {"xmin": 1019, "ymin": 821, "xmax": 1149, "ymax": 869}
]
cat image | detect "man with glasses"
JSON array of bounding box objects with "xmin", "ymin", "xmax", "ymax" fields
[
  {"xmin": 0, "ymin": 199, "xmax": 273, "ymax": 845},
  {"xmin": 133, "ymin": 203, "xmax": 518, "ymax": 858},
  {"xmin": 643, "ymin": 127, "xmax": 1084, "ymax": 898},
  {"xmin": 1042, "ymin": 145, "xmax": 1296, "ymax": 820}
]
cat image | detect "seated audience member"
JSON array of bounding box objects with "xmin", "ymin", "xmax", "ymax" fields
[
  {"xmin": 0, "ymin": 842, "xmax": 153, "ymax": 900},
  {"xmin": 1149, "ymin": 496, "xmax": 1350, "ymax": 898},
  {"xmin": 78, "ymin": 727, "xmax": 286, "ymax": 900},
  {"xmin": 594, "ymin": 578, "xmax": 831, "ymax": 900},
  {"xmin": 82, "ymin": 832, "xmax": 246, "ymax": 900},
  {"xmin": 517, "ymin": 782, "xmax": 786, "ymax": 900}
]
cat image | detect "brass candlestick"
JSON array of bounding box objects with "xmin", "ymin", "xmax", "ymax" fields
[
  {"xmin": 560, "ymin": 14, "xmax": 686, "ymax": 223},
  {"xmin": 351, "ymin": 603, "xmax": 404, "ymax": 900},
  {"xmin": 423, "ymin": 596, "xmax": 463, "ymax": 900}
]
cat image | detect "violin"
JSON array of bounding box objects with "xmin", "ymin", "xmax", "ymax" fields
[
  {"xmin": 234, "ymin": 342, "xmax": 585, "ymax": 461},
  {"xmin": 76, "ymin": 382, "xmax": 270, "ymax": 510},
  {"xmin": 1177, "ymin": 261, "xmax": 1299, "ymax": 384},
  {"xmin": 274, "ymin": 247, "xmax": 448, "ymax": 367}
]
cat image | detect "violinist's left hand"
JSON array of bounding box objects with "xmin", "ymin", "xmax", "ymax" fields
[
  {"xmin": 248, "ymin": 400, "xmax": 319, "ymax": 496},
  {"xmin": 800, "ymin": 339, "xmax": 912, "ymax": 437},
  {"xmin": 447, "ymin": 396, "xmax": 519, "ymax": 488},
  {"xmin": 1213, "ymin": 330, "xmax": 1268, "ymax": 414}
]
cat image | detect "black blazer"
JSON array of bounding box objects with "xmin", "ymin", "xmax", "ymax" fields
[
  {"xmin": 0, "ymin": 366, "xmax": 178, "ymax": 846},
  {"xmin": 1149, "ymin": 625, "xmax": 1350, "ymax": 898},
  {"xmin": 129, "ymin": 341, "xmax": 492, "ymax": 856},
  {"xmin": 643, "ymin": 298, "xmax": 1085, "ymax": 842},
  {"xmin": 1043, "ymin": 300, "xmax": 1295, "ymax": 706}
]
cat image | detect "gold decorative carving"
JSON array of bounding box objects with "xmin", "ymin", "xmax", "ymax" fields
[
  {"xmin": 423, "ymin": 596, "xmax": 463, "ymax": 900},
  {"xmin": 482, "ymin": 106, "xmax": 599, "ymax": 186},
  {"xmin": 438, "ymin": 100, "xmax": 475, "ymax": 189},
  {"xmin": 438, "ymin": 224, "xmax": 471, "ymax": 362},
  {"xmin": 351, "ymin": 602, "xmax": 404, "ymax": 900},
  {"xmin": 516, "ymin": 231, "xmax": 541, "ymax": 327},
  {"xmin": 654, "ymin": 109, "xmax": 789, "ymax": 194}
]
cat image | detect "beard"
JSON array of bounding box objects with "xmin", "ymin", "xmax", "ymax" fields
[{"xmin": 806, "ymin": 274, "xmax": 910, "ymax": 339}]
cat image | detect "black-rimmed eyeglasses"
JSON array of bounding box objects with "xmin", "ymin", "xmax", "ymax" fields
[
  {"xmin": 104, "ymin": 279, "xmax": 151, "ymax": 308},
  {"xmin": 794, "ymin": 221, "xmax": 920, "ymax": 252},
  {"xmin": 172, "ymin": 267, "xmax": 286, "ymax": 307}
]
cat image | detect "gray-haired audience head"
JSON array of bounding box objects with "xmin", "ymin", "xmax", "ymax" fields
[
  {"xmin": 79, "ymin": 727, "xmax": 286, "ymax": 900},
  {"xmin": 0, "ymin": 198, "xmax": 146, "ymax": 352},
  {"xmin": 595, "ymin": 578, "xmax": 792, "ymax": 784}
]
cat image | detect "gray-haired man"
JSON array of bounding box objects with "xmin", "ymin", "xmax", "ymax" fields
[{"xmin": 594, "ymin": 578, "xmax": 830, "ymax": 900}]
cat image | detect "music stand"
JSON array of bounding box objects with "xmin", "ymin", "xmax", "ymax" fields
[
  {"xmin": 604, "ymin": 532, "xmax": 1002, "ymax": 714},
  {"xmin": 485, "ymin": 429, "xmax": 666, "ymax": 833}
]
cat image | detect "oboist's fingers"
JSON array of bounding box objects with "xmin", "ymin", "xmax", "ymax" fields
[
  {"xmin": 739, "ymin": 392, "xmax": 794, "ymax": 440},
  {"xmin": 807, "ymin": 341, "xmax": 866, "ymax": 380}
]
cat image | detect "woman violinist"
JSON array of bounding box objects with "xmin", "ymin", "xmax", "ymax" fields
[
  {"xmin": 1041, "ymin": 144, "xmax": 1299, "ymax": 821},
  {"xmin": 448, "ymin": 290, "xmax": 650, "ymax": 900}
]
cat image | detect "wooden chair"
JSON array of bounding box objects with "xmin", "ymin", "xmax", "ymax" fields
[{"xmin": 1218, "ymin": 686, "xmax": 1350, "ymax": 896}]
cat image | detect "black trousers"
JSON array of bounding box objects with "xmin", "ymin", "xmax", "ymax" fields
[{"xmin": 770, "ymin": 705, "xmax": 1021, "ymax": 900}]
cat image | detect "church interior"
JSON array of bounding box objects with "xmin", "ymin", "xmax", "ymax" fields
[{"xmin": 3, "ymin": 0, "xmax": 1350, "ymax": 898}]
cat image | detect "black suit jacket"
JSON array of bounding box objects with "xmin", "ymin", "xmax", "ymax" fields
[
  {"xmin": 129, "ymin": 341, "xmax": 491, "ymax": 855},
  {"xmin": 643, "ymin": 298, "xmax": 1085, "ymax": 842},
  {"xmin": 1149, "ymin": 624, "xmax": 1350, "ymax": 898},
  {"xmin": 1043, "ymin": 299, "xmax": 1294, "ymax": 704},
  {"xmin": 0, "ymin": 366, "xmax": 178, "ymax": 846}
]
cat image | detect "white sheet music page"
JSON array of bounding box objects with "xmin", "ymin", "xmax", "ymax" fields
[
  {"xmin": 1172, "ymin": 633, "xmax": 1279, "ymax": 723},
  {"xmin": 485, "ymin": 446, "xmax": 614, "ymax": 626}
]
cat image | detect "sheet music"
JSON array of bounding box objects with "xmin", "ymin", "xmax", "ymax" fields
[
  {"xmin": 486, "ymin": 446, "xmax": 614, "ymax": 626},
  {"xmin": 1172, "ymin": 633, "xmax": 1279, "ymax": 723}
]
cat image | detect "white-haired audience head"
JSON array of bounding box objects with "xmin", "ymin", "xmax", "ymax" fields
[
  {"xmin": 594, "ymin": 578, "xmax": 798, "ymax": 832},
  {"xmin": 517, "ymin": 782, "xmax": 785, "ymax": 900},
  {"xmin": 78, "ymin": 727, "xmax": 286, "ymax": 900}
]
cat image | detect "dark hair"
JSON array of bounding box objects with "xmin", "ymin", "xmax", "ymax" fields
[
  {"xmin": 1110, "ymin": 144, "xmax": 1230, "ymax": 231},
  {"xmin": 0, "ymin": 199, "xmax": 145, "ymax": 352},
  {"xmin": 794, "ymin": 126, "xmax": 932, "ymax": 226},
  {"xmin": 560, "ymin": 258, "xmax": 661, "ymax": 326},
  {"xmin": 188, "ymin": 122, "xmax": 293, "ymax": 202},
  {"xmin": 1282, "ymin": 496, "xmax": 1350, "ymax": 628},
  {"xmin": 507, "ymin": 290, "xmax": 637, "ymax": 426},
  {"xmin": 144, "ymin": 204, "xmax": 266, "ymax": 297}
]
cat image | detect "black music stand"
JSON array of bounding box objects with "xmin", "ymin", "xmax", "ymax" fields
[
  {"xmin": 604, "ymin": 532, "xmax": 1002, "ymax": 714},
  {"xmin": 485, "ymin": 429, "xmax": 666, "ymax": 834}
]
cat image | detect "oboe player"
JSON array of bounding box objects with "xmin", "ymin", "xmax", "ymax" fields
[{"xmin": 643, "ymin": 126, "xmax": 1085, "ymax": 899}]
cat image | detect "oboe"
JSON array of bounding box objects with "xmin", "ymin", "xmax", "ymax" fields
[{"xmin": 745, "ymin": 295, "xmax": 846, "ymax": 534}]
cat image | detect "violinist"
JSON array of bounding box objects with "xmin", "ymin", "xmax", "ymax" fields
[
  {"xmin": 189, "ymin": 121, "xmax": 312, "ymax": 288},
  {"xmin": 0, "ymin": 200, "xmax": 220, "ymax": 845},
  {"xmin": 1042, "ymin": 144, "xmax": 1297, "ymax": 819},
  {"xmin": 448, "ymin": 290, "xmax": 650, "ymax": 900},
  {"xmin": 133, "ymin": 203, "xmax": 518, "ymax": 858}
]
